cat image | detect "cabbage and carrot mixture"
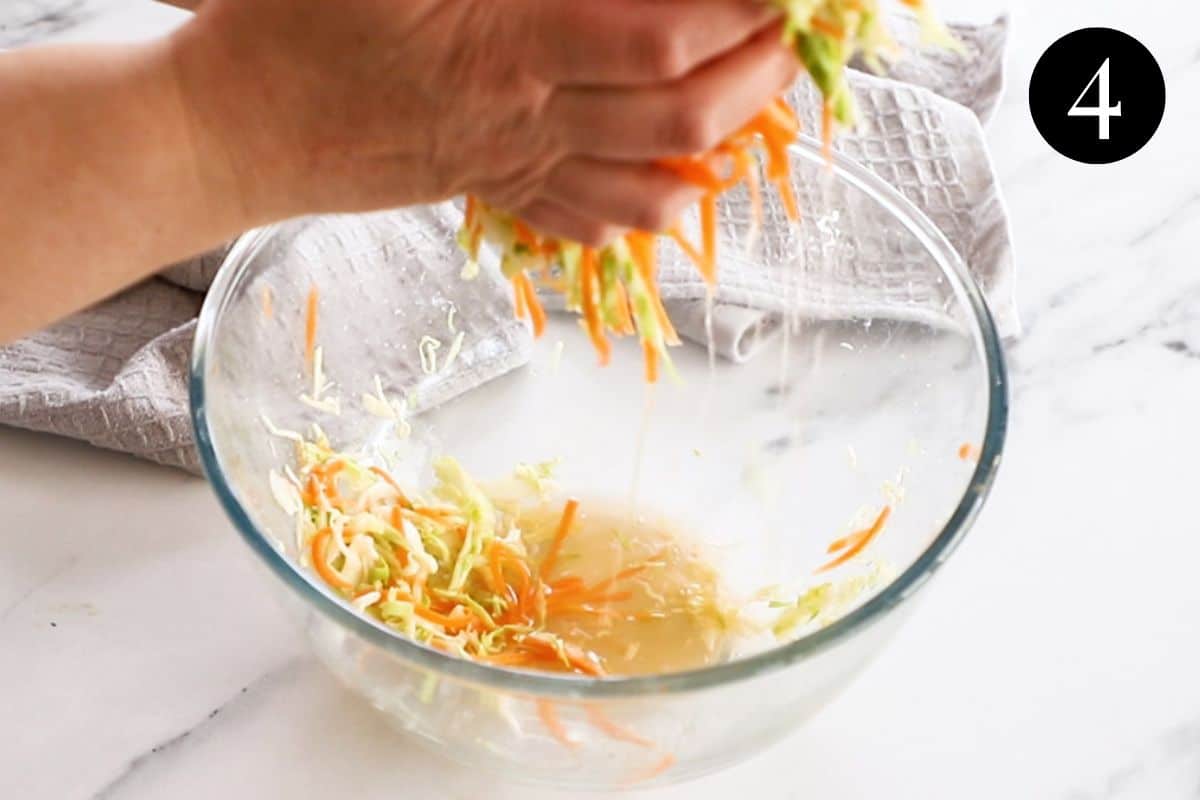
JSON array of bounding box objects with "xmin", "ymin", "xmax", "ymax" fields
[
  {"xmin": 458, "ymin": 1, "xmax": 956, "ymax": 381},
  {"xmin": 279, "ymin": 428, "xmax": 738, "ymax": 676},
  {"xmin": 273, "ymin": 425, "xmax": 896, "ymax": 678}
]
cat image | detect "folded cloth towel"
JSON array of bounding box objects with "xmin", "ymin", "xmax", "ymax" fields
[{"xmin": 0, "ymin": 15, "xmax": 1015, "ymax": 473}]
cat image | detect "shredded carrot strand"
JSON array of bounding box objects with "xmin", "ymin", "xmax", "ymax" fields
[
  {"xmin": 627, "ymin": 231, "xmax": 656, "ymax": 279},
  {"xmin": 518, "ymin": 271, "xmax": 547, "ymax": 337},
  {"xmin": 539, "ymin": 498, "xmax": 580, "ymax": 580},
  {"xmin": 523, "ymin": 636, "xmax": 605, "ymax": 676},
  {"xmin": 958, "ymin": 443, "xmax": 978, "ymax": 461},
  {"xmin": 486, "ymin": 541, "xmax": 508, "ymax": 597},
  {"xmin": 818, "ymin": 506, "xmax": 892, "ymax": 572},
  {"xmin": 811, "ymin": 16, "xmax": 846, "ymax": 40},
  {"xmin": 302, "ymin": 474, "xmax": 320, "ymax": 507},
  {"xmin": 776, "ymin": 177, "xmax": 801, "ymax": 222},
  {"xmin": 625, "ymin": 753, "xmax": 676, "ymax": 786},
  {"xmin": 548, "ymin": 576, "xmax": 587, "ymax": 595},
  {"xmin": 628, "ymin": 232, "xmax": 679, "ymax": 346},
  {"xmin": 770, "ymin": 96, "xmax": 801, "ymax": 136},
  {"xmin": 660, "ymin": 156, "xmax": 725, "ymax": 192},
  {"xmin": 579, "ymin": 248, "xmax": 611, "ymax": 365},
  {"xmin": 261, "ymin": 286, "xmax": 273, "ymax": 320},
  {"xmin": 311, "ymin": 528, "xmax": 353, "ymax": 590},
  {"xmin": 369, "ymin": 466, "xmax": 412, "ymax": 508},
  {"xmin": 761, "ymin": 130, "xmax": 792, "ymax": 180},
  {"xmin": 536, "ymin": 700, "xmax": 576, "ymax": 749},
  {"xmin": 825, "ymin": 505, "xmax": 892, "ymax": 555},
  {"xmin": 643, "ymin": 340, "xmax": 659, "ymax": 383},
  {"xmin": 821, "ymin": 100, "xmax": 835, "ymax": 164},
  {"xmin": 584, "ymin": 704, "xmax": 655, "ymax": 748},
  {"xmin": 304, "ymin": 285, "xmax": 319, "ymax": 368},
  {"xmin": 699, "ymin": 193, "xmax": 718, "ymax": 285},
  {"xmin": 465, "ymin": 194, "xmax": 478, "ymax": 229},
  {"xmin": 667, "ymin": 227, "xmax": 706, "ymax": 276},
  {"xmin": 513, "ymin": 220, "xmax": 538, "ymax": 248}
]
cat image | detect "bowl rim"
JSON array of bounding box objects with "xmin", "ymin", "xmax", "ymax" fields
[{"xmin": 190, "ymin": 135, "xmax": 1009, "ymax": 699}]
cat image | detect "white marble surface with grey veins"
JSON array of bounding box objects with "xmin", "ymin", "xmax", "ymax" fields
[{"xmin": 3, "ymin": 1, "xmax": 1200, "ymax": 798}]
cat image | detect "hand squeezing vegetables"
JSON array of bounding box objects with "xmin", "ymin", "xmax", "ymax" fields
[{"xmin": 458, "ymin": 0, "xmax": 955, "ymax": 381}]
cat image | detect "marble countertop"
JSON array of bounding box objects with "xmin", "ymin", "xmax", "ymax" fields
[{"xmin": 3, "ymin": 1, "xmax": 1199, "ymax": 798}]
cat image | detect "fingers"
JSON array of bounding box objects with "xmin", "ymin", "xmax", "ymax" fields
[
  {"xmin": 515, "ymin": 198, "xmax": 624, "ymax": 248},
  {"xmin": 540, "ymin": 157, "xmax": 704, "ymax": 233},
  {"xmin": 548, "ymin": 24, "xmax": 798, "ymax": 161},
  {"xmin": 526, "ymin": 0, "xmax": 779, "ymax": 86}
]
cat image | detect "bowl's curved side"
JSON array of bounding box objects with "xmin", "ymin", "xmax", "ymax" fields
[{"xmin": 189, "ymin": 135, "xmax": 1009, "ymax": 701}]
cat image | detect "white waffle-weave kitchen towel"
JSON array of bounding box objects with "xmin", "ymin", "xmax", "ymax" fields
[{"xmin": 0, "ymin": 14, "xmax": 1014, "ymax": 474}]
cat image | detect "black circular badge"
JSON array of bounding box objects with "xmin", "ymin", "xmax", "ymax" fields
[{"xmin": 1029, "ymin": 28, "xmax": 1165, "ymax": 164}]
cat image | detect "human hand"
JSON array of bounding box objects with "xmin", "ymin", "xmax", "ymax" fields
[{"xmin": 168, "ymin": 0, "xmax": 797, "ymax": 243}]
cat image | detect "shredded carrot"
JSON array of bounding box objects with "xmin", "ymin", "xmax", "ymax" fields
[
  {"xmin": 643, "ymin": 340, "xmax": 659, "ymax": 383},
  {"xmin": 304, "ymin": 285, "xmax": 319, "ymax": 368},
  {"xmin": 579, "ymin": 248, "xmax": 611, "ymax": 365},
  {"xmin": 311, "ymin": 528, "xmax": 353, "ymax": 590},
  {"xmin": 312, "ymin": 459, "xmax": 345, "ymax": 481},
  {"xmin": 699, "ymin": 193, "xmax": 718, "ymax": 285},
  {"xmin": 410, "ymin": 506, "xmax": 462, "ymax": 523},
  {"xmin": 514, "ymin": 220, "xmax": 539, "ymax": 249},
  {"xmin": 660, "ymin": 156, "xmax": 725, "ymax": 192},
  {"xmin": 465, "ymin": 194, "xmax": 478, "ymax": 230},
  {"xmin": 477, "ymin": 651, "xmax": 534, "ymax": 667},
  {"xmin": 584, "ymin": 704, "xmax": 655, "ymax": 748},
  {"xmin": 628, "ymin": 232, "xmax": 679, "ymax": 346},
  {"xmin": 821, "ymin": 100, "xmax": 835, "ymax": 164},
  {"xmin": 518, "ymin": 271, "xmax": 547, "ymax": 337},
  {"xmin": 302, "ymin": 474, "xmax": 320, "ymax": 507},
  {"xmin": 761, "ymin": 128, "xmax": 792, "ymax": 180},
  {"xmin": 413, "ymin": 604, "xmax": 475, "ymax": 632},
  {"xmin": 818, "ymin": 506, "xmax": 892, "ymax": 573},
  {"xmin": 539, "ymin": 498, "xmax": 580, "ymax": 580},
  {"xmin": 522, "ymin": 635, "xmax": 605, "ymax": 676},
  {"xmin": 958, "ymin": 443, "xmax": 978, "ymax": 461},
  {"xmin": 261, "ymin": 286, "xmax": 273, "ymax": 320},
  {"xmin": 369, "ymin": 466, "xmax": 412, "ymax": 508},
  {"xmin": 486, "ymin": 541, "xmax": 508, "ymax": 597},
  {"xmin": 776, "ymin": 177, "xmax": 801, "ymax": 221},
  {"xmin": 627, "ymin": 231, "xmax": 656, "ymax": 278},
  {"xmin": 537, "ymin": 700, "xmax": 578, "ymax": 747},
  {"xmin": 811, "ymin": 16, "xmax": 846, "ymax": 40},
  {"xmin": 548, "ymin": 575, "xmax": 587, "ymax": 594},
  {"xmin": 770, "ymin": 96, "xmax": 801, "ymax": 137},
  {"xmin": 666, "ymin": 227, "xmax": 706, "ymax": 276},
  {"xmin": 625, "ymin": 753, "xmax": 676, "ymax": 786},
  {"xmin": 494, "ymin": 541, "xmax": 534, "ymax": 603}
]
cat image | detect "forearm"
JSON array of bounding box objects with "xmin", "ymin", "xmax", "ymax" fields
[{"xmin": 0, "ymin": 40, "xmax": 250, "ymax": 343}]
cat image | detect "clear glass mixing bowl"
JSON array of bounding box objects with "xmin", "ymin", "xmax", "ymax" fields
[{"xmin": 190, "ymin": 137, "xmax": 1007, "ymax": 789}]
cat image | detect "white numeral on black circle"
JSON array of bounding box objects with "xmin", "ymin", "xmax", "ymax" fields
[{"xmin": 1068, "ymin": 58, "xmax": 1123, "ymax": 140}]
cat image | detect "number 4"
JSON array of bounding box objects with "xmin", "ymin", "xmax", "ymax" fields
[{"xmin": 1068, "ymin": 58, "xmax": 1123, "ymax": 140}]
